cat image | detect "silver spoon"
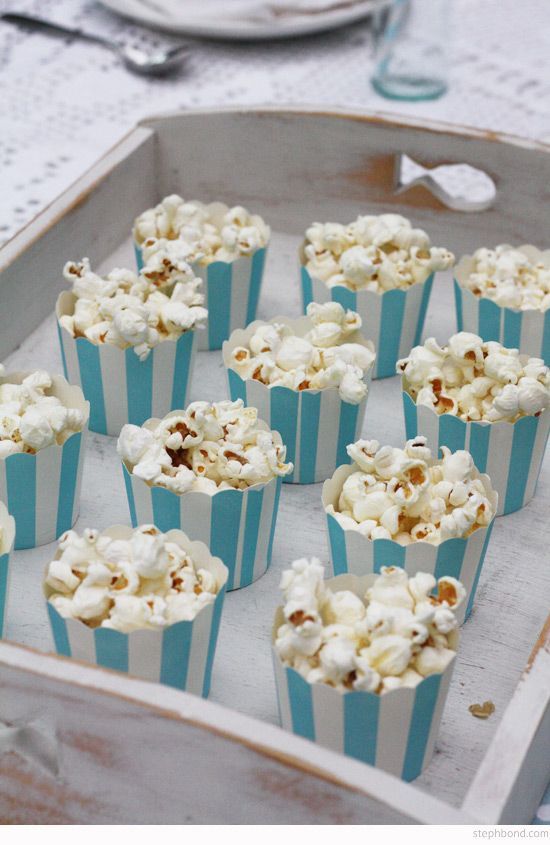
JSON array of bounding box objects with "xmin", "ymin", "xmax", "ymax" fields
[{"xmin": 1, "ymin": 12, "xmax": 189, "ymax": 76}]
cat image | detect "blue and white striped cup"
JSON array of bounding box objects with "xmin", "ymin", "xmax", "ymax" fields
[
  {"xmin": 57, "ymin": 291, "xmax": 197, "ymax": 436},
  {"xmin": 322, "ymin": 464, "xmax": 498, "ymax": 625},
  {"xmin": 121, "ymin": 417, "xmax": 283, "ymax": 590},
  {"xmin": 45, "ymin": 526, "xmax": 228, "ymax": 695},
  {"xmin": 402, "ymin": 385, "xmax": 550, "ymax": 516},
  {"xmin": 454, "ymin": 249, "xmax": 550, "ymax": 365},
  {"xmin": 300, "ymin": 254, "xmax": 433, "ymax": 380},
  {"xmin": 0, "ymin": 502, "xmax": 15, "ymax": 637},
  {"xmin": 135, "ymin": 242, "xmax": 268, "ymax": 351},
  {"xmin": 272, "ymin": 573, "xmax": 457, "ymax": 781},
  {"xmin": 223, "ymin": 317, "xmax": 375, "ymax": 484},
  {"xmin": 0, "ymin": 372, "xmax": 88, "ymax": 550}
]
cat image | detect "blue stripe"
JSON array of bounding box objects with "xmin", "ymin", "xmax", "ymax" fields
[
  {"xmin": 202, "ymin": 588, "xmax": 226, "ymax": 697},
  {"xmin": 287, "ymin": 668, "xmax": 315, "ymax": 740},
  {"xmin": 246, "ymin": 247, "xmax": 266, "ymax": 324},
  {"xmin": 437, "ymin": 414, "xmax": 466, "ymax": 454},
  {"xmin": 301, "ymin": 266, "xmax": 314, "ymax": 313},
  {"xmin": 47, "ymin": 604, "xmax": 71, "ymax": 656},
  {"xmin": 266, "ymin": 476, "xmax": 282, "ymax": 566},
  {"xmin": 336, "ymin": 401, "xmax": 360, "ymax": 469},
  {"xmin": 434, "ymin": 537, "xmax": 467, "ymax": 581},
  {"xmin": 377, "ymin": 289, "xmax": 406, "ymax": 379},
  {"xmin": 207, "ymin": 262, "xmax": 232, "ymax": 350},
  {"xmin": 504, "ymin": 414, "xmax": 539, "ymax": 514},
  {"xmin": 327, "ymin": 514, "xmax": 348, "ymax": 575},
  {"xmin": 122, "ymin": 464, "xmax": 138, "ymax": 527},
  {"xmin": 227, "ymin": 369, "xmax": 247, "ymax": 404},
  {"xmin": 240, "ymin": 487, "xmax": 264, "ymax": 588},
  {"xmin": 171, "ymin": 330, "xmax": 195, "ymax": 410},
  {"xmin": 94, "ymin": 627, "xmax": 129, "ymax": 672},
  {"xmin": 542, "ymin": 311, "xmax": 550, "ymax": 366},
  {"xmin": 56, "ymin": 432, "xmax": 81, "ymax": 539},
  {"xmin": 76, "ymin": 338, "xmax": 107, "ymax": 434},
  {"xmin": 478, "ymin": 298, "xmax": 501, "ymax": 342},
  {"xmin": 6, "ymin": 453, "xmax": 36, "ymax": 550},
  {"xmin": 402, "ymin": 674, "xmax": 442, "ymax": 781},
  {"xmin": 402, "ymin": 391, "xmax": 418, "ymax": 440},
  {"xmin": 468, "ymin": 422, "xmax": 491, "ymax": 473},
  {"xmin": 134, "ymin": 242, "xmax": 144, "ymax": 270},
  {"xmin": 125, "ymin": 346, "xmax": 153, "ymax": 426},
  {"xmin": 331, "ymin": 285, "xmax": 357, "ymax": 314},
  {"xmin": 0, "ymin": 552, "xmax": 9, "ymax": 637},
  {"xmin": 344, "ymin": 691, "xmax": 380, "ymax": 765},
  {"xmin": 210, "ymin": 490, "xmax": 243, "ymax": 590},
  {"xmin": 453, "ymin": 279, "xmax": 463, "ymax": 333},
  {"xmin": 270, "ymin": 386, "xmax": 299, "ymax": 484},
  {"xmin": 56, "ymin": 321, "xmax": 69, "ymax": 379},
  {"xmin": 151, "ymin": 485, "xmax": 180, "ymax": 532},
  {"xmin": 464, "ymin": 518, "xmax": 495, "ymax": 620},
  {"xmin": 502, "ymin": 308, "xmax": 522, "ymax": 350},
  {"xmin": 465, "ymin": 521, "xmax": 494, "ymax": 619},
  {"xmin": 413, "ymin": 273, "xmax": 434, "ymax": 346},
  {"xmin": 299, "ymin": 392, "xmax": 321, "ymax": 483},
  {"xmin": 160, "ymin": 619, "xmax": 193, "ymax": 689},
  {"xmin": 373, "ymin": 539, "xmax": 405, "ymax": 573}
]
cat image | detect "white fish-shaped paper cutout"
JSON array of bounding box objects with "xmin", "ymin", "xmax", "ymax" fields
[{"xmin": 395, "ymin": 154, "xmax": 497, "ymax": 212}]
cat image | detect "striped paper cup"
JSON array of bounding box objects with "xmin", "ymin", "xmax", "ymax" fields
[
  {"xmin": 57, "ymin": 291, "xmax": 197, "ymax": 436},
  {"xmin": 272, "ymin": 573, "xmax": 457, "ymax": 781},
  {"xmin": 322, "ymin": 464, "xmax": 498, "ymax": 625},
  {"xmin": 121, "ymin": 417, "xmax": 283, "ymax": 590},
  {"xmin": 300, "ymin": 251, "xmax": 433, "ymax": 380},
  {"xmin": 454, "ymin": 247, "xmax": 550, "ymax": 365},
  {"xmin": 402, "ymin": 384, "xmax": 550, "ymax": 516},
  {"xmin": 223, "ymin": 316, "xmax": 375, "ymax": 484},
  {"xmin": 0, "ymin": 371, "xmax": 88, "ymax": 550},
  {"xmin": 135, "ymin": 241, "xmax": 268, "ymax": 351},
  {"xmin": 45, "ymin": 525, "xmax": 228, "ymax": 695},
  {"xmin": 0, "ymin": 502, "xmax": 15, "ymax": 637}
]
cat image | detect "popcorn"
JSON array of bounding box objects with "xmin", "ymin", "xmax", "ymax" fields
[
  {"xmin": 303, "ymin": 213, "xmax": 454, "ymax": 293},
  {"xmin": 60, "ymin": 257, "xmax": 208, "ymax": 361},
  {"xmin": 329, "ymin": 437, "xmax": 495, "ymax": 546},
  {"xmin": 0, "ymin": 370, "xmax": 85, "ymax": 455},
  {"xmin": 398, "ymin": 332, "xmax": 550, "ymax": 422},
  {"xmin": 45, "ymin": 525, "xmax": 223, "ymax": 632},
  {"xmin": 117, "ymin": 399, "xmax": 293, "ymax": 493},
  {"xmin": 228, "ymin": 303, "xmax": 375, "ymax": 404},
  {"xmin": 459, "ymin": 245, "xmax": 550, "ymax": 312},
  {"xmin": 274, "ymin": 561, "xmax": 462, "ymax": 693},
  {"xmin": 133, "ymin": 196, "xmax": 270, "ymax": 266}
]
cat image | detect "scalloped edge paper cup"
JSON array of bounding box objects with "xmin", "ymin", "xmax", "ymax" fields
[
  {"xmin": 300, "ymin": 247, "xmax": 433, "ymax": 380},
  {"xmin": 44, "ymin": 525, "xmax": 228, "ymax": 696},
  {"xmin": 57, "ymin": 291, "xmax": 197, "ymax": 436},
  {"xmin": 0, "ymin": 371, "xmax": 89, "ymax": 550},
  {"xmin": 134, "ymin": 241, "xmax": 268, "ymax": 351},
  {"xmin": 0, "ymin": 503, "xmax": 16, "ymax": 637},
  {"xmin": 121, "ymin": 415, "xmax": 283, "ymax": 590},
  {"xmin": 322, "ymin": 464, "xmax": 497, "ymax": 625},
  {"xmin": 454, "ymin": 246, "xmax": 550, "ymax": 365},
  {"xmin": 402, "ymin": 382, "xmax": 550, "ymax": 516},
  {"xmin": 272, "ymin": 573, "xmax": 457, "ymax": 781},
  {"xmin": 222, "ymin": 316, "xmax": 374, "ymax": 484}
]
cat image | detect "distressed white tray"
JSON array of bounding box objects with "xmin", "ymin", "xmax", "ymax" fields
[{"xmin": 0, "ymin": 107, "xmax": 549, "ymax": 825}]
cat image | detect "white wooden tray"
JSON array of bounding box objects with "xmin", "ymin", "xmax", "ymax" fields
[{"xmin": 0, "ymin": 107, "xmax": 548, "ymax": 824}]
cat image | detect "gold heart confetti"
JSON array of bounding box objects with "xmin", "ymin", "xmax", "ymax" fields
[{"xmin": 469, "ymin": 701, "xmax": 495, "ymax": 719}]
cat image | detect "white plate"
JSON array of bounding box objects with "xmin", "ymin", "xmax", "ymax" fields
[{"xmin": 99, "ymin": 0, "xmax": 388, "ymax": 41}]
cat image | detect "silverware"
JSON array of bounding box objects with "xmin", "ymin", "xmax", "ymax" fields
[{"xmin": 0, "ymin": 12, "xmax": 189, "ymax": 76}]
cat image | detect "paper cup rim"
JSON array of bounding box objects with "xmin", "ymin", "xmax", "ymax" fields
[
  {"xmin": 222, "ymin": 314, "xmax": 376, "ymax": 397},
  {"xmin": 322, "ymin": 459, "xmax": 498, "ymax": 542},
  {"xmin": 43, "ymin": 523, "xmax": 229, "ymax": 628},
  {"xmin": 0, "ymin": 501, "xmax": 15, "ymax": 554},
  {"xmin": 272, "ymin": 571, "xmax": 458, "ymax": 700}
]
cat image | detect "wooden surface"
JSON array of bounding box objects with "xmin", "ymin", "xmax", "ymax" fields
[{"xmin": 1, "ymin": 109, "xmax": 549, "ymax": 823}]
